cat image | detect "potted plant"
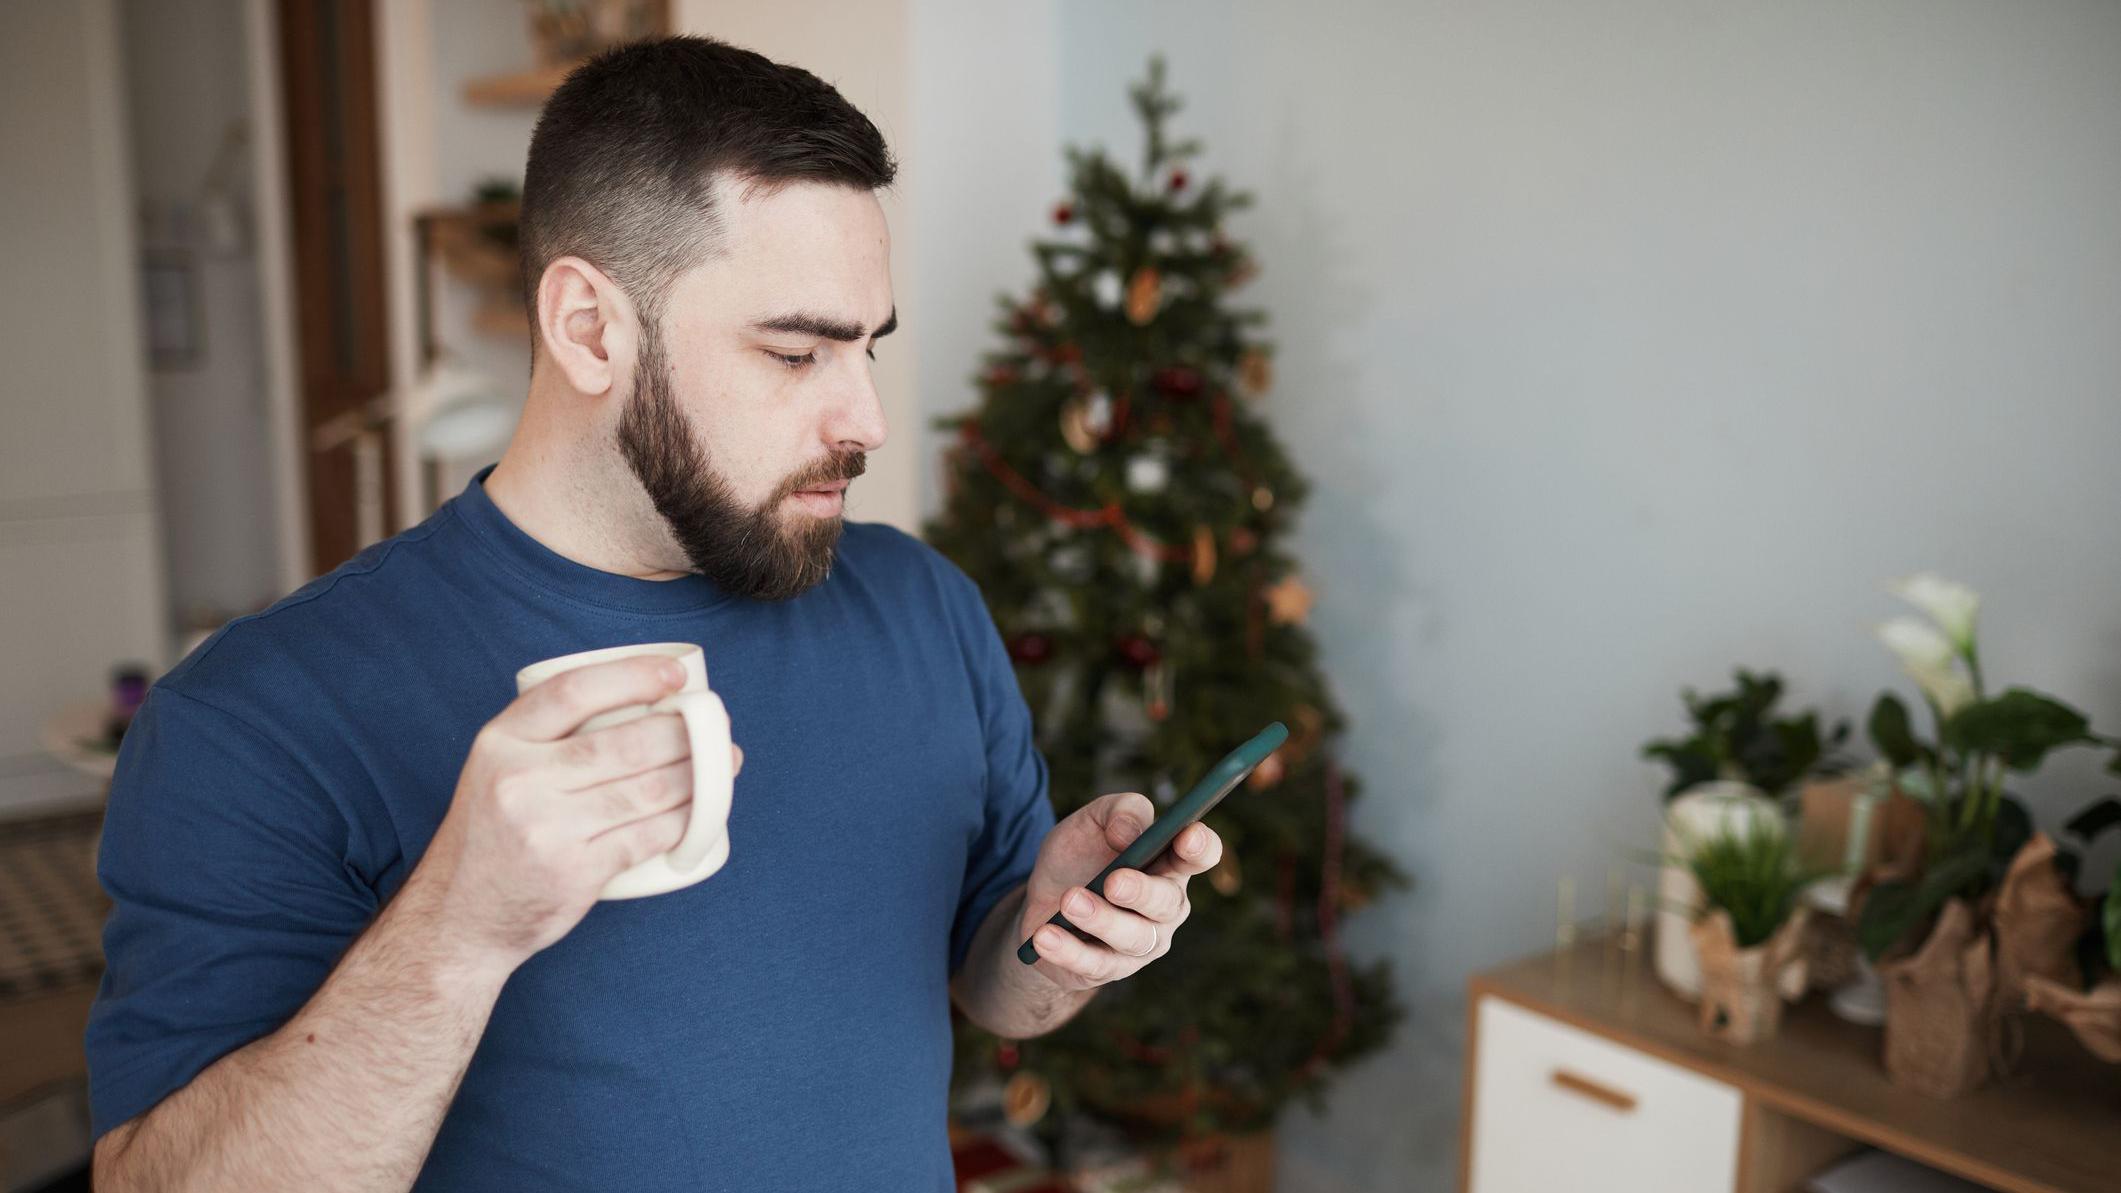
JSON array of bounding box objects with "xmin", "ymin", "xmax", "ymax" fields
[
  {"xmin": 1854, "ymin": 573, "xmax": 2115, "ymax": 1096},
  {"xmin": 1681, "ymin": 808, "xmax": 1823, "ymax": 1044},
  {"xmin": 2023, "ymin": 788, "xmax": 2121, "ymax": 1063},
  {"xmin": 1642, "ymin": 669, "xmax": 1849, "ymax": 998}
]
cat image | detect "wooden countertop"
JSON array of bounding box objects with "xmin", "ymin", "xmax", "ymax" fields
[{"xmin": 1468, "ymin": 938, "xmax": 2121, "ymax": 1193}]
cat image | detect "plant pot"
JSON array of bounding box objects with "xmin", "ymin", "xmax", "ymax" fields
[
  {"xmin": 1654, "ymin": 781, "xmax": 1776, "ymax": 1001},
  {"xmin": 1689, "ymin": 907, "xmax": 1811, "ymax": 1044},
  {"xmin": 2024, "ymin": 974, "xmax": 2121, "ymax": 1063},
  {"xmin": 1879, "ymin": 898, "xmax": 1997, "ymax": 1097},
  {"xmin": 1992, "ymin": 833, "xmax": 2087, "ymax": 1012}
]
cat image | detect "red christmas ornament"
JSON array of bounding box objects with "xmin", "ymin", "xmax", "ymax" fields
[
  {"xmin": 982, "ymin": 362, "xmax": 1019, "ymax": 387},
  {"xmin": 1150, "ymin": 366, "xmax": 1204, "ymax": 400},
  {"xmin": 1007, "ymin": 632, "xmax": 1054, "ymax": 665},
  {"xmin": 1168, "ymin": 168, "xmax": 1189, "ymax": 192},
  {"xmin": 997, "ymin": 1042, "xmax": 1020, "ymax": 1068},
  {"xmin": 1052, "ymin": 202, "xmax": 1075, "ymax": 225},
  {"xmin": 1114, "ymin": 633, "xmax": 1162, "ymax": 670}
]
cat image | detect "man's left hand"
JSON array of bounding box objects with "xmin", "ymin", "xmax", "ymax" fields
[{"xmin": 1016, "ymin": 792, "xmax": 1223, "ymax": 993}]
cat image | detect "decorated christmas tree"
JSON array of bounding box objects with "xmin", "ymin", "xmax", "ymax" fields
[{"xmin": 924, "ymin": 60, "xmax": 1406, "ymax": 1153}]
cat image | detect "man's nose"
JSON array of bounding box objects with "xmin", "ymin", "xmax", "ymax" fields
[{"xmin": 826, "ymin": 359, "xmax": 889, "ymax": 453}]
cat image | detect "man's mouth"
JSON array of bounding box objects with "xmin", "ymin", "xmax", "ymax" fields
[{"xmin": 796, "ymin": 480, "xmax": 849, "ymax": 496}]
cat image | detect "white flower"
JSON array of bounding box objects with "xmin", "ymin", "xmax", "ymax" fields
[
  {"xmin": 1878, "ymin": 616, "xmax": 1954, "ymax": 671},
  {"xmin": 1878, "ymin": 617, "xmax": 1974, "ymax": 716},
  {"xmin": 1889, "ymin": 573, "xmax": 1980, "ymax": 651}
]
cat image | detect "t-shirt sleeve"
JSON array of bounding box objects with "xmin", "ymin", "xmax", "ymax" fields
[
  {"xmin": 945, "ymin": 574, "xmax": 1056, "ymax": 979},
  {"xmin": 85, "ymin": 685, "xmax": 377, "ymax": 1140}
]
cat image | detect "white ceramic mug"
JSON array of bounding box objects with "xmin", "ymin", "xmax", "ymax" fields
[{"xmin": 514, "ymin": 642, "xmax": 734, "ymax": 899}]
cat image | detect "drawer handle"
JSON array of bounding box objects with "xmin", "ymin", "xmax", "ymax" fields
[{"xmin": 1549, "ymin": 1068, "xmax": 1637, "ymax": 1113}]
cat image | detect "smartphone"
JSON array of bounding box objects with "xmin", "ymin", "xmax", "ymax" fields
[{"xmin": 1017, "ymin": 721, "xmax": 1289, "ymax": 965}]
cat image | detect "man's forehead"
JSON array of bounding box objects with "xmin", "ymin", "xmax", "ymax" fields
[{"xmin": 684, "ymin": 175, "xmax": 892, "ymax": 324}]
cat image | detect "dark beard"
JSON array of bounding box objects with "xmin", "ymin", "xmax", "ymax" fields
[{"xmin": 615, "ymin": 322, "xmax": 865, "ymax": 602}]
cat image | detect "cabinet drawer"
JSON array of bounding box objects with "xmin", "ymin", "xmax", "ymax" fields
[{"xmin": 1468, "ymin": 995, "xmax": 1741, "ymax": 1193}]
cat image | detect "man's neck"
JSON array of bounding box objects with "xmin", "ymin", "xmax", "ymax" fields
[{"xmin": 483, "ymin": 440, "xmax": 688, "ymax": 583}]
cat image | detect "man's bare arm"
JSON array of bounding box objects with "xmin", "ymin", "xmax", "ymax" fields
[
  {"xmin": 949, "ymin": 884, "xmax": 1097, "ymax": 1039},
  {"xmin": 93, "ymin": 874, "xmax": 508, "ymax": 1190}
]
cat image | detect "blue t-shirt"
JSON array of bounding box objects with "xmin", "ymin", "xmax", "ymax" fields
[{"xmin": 86, "ymin": 468, "xmax": 1054, "ymax": 1190}]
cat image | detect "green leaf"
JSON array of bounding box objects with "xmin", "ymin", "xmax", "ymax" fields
[
  {"xmin": 1868, "ymin": 693, "xmax": 1922, "ymax": 769},
  {"xmin": 1857, "ymin": 880, "xmax": 1922, "ymax": 961},
  {"xmin": 1641, "ymin": 741, "xmax": 1718, "ymax": 800},
  {"xmin": 1855, "ymin": 849, "xmax": 1990, "ymax": 961},
  {"xmin": 1946, "ymin": 687, "xmax": 2095, "ymax": 770},
  {"xmin": 2066, "ymin": 797, "xmax": 2121, "ymax": 844},
  {"xmin": 1992, "ymin": 795, "xmax": 2033, "ymax": 872},
  {"xmin": 2108, "ymin": 861, "xmax": 2121, "ymax": 974}
]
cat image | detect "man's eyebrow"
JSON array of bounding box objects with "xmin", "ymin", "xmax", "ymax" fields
[{"xmin": 750, "ymin": 307, "xmax": 898, "ymax": 343}]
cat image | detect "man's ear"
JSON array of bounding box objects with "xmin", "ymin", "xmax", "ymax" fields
[{"xmin": 533, "ymin": 255, "xmax": 639, "ymax": 398}]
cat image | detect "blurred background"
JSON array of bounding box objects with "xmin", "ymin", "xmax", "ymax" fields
[{"xmin": 3, "ymin": 1, "xmax": 2118, "ymax": 1190}]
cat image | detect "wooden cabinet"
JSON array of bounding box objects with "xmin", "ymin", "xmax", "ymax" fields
[
  {"xmin": 1462, "ymin": 939, "xmax": 2121, "ymax": 1193},
  {"xmin": 1469, "ymin": 996, "xmax": 1743, "ymax": 1192}
]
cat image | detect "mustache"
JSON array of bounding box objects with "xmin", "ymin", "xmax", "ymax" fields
[{"xmin": 784, "ymin": 452, "xmax": 867, "ymax": 496}]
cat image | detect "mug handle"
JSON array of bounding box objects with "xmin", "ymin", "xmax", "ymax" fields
[{"xmin": 656, "ymin": 689, "xmax": 734, "ymax": 870}]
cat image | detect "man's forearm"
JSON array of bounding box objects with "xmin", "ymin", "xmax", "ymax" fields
[
  {"xmin": 94, "ymin": 872, "xmax": 512, "ymax": 1193},
  {"xmin": 950, "ymin": 885, "xmax": 1097, "ymax": 1038}
]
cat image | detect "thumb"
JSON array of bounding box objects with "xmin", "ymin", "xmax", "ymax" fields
[{"xmin": 1087, "ymin": 791, "xmax": 1155, "ymax": 854}]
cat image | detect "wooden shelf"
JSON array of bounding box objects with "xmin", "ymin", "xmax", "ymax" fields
[
  {"xmin": 1466, "ymin": 937, "xmax": 2121, "ymax": 1193},
  {"xmin": 463, "ymin": 61, "xmax": 581, "ymax": 107}
]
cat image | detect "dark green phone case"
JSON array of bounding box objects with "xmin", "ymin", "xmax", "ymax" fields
[{"xmin": 1016, "ymin": 721, "xmax": 1288, "ymax": 966}]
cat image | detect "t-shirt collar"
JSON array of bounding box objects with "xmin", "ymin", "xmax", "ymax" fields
[{"xmin": 451, "ymin": 464, "xmax": 735, "ymax": 615}]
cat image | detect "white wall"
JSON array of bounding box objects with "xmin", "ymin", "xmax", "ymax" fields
[
  {"xmin": 0, "ymin": 0, "xmax": 166, "ymax": 814},
  {"xmin": 119, "ymin": 0, "xmax": 284, "ymax": 629},
  {"xmin": 1019, "ymin": 2, "xmax": 2121, "ymax": 1188},
  {"xmin": 906, "ymin": 0, "xmax": 1063, "ymax": 522}
]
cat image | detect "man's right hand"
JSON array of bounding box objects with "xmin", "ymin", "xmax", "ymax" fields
[{"xmin": 408, "ymin": 655, "xmax": 743, "ymax": 973}]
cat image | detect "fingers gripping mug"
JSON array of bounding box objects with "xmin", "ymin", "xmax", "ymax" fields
[{"xmin": 514, "ymin": 642, "xmax": 734, "ymax": 899}]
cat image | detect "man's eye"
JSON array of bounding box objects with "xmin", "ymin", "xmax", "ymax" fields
[{"xmin": 769, "ymin": 351, "xmax": 816, "ymax": 370}]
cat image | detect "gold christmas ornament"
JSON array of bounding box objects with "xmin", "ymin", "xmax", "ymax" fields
[
  {"xmin": 1125, "ymin": 266, "xmax": 1163, "ymax": 325},
  {"xmin": 1059, "ymin": 396, "xmax": 1098, "ymax": 454},
  {"xmin": 1191, "ymin": 525, "xmax": 1217, "ymax": 585},
  {"xmin": 1239, "ymin": 347, "xmax": 1274, "ymax": 397},
  {"xmin": 1284, "ymin": 702, "xmax": 1326, "ymax": 764},
  {"xmin": 1002, "ymin": 1070, "xmax": 1052, "ymax": 1127},
  {"xmin": 1251, "ymin": 485, "xmax": 1275, "ymax": 512},
  {"xmin": 1209, "ymin": 848, "xmax": 1242, "ymax": 896},
  {"xmin": 1247, "ymin": 749, "xmax": 1286, "ymax": 790},
  {"xmin": 1264, "ymin": 575, "xmax": 1315, "ymax": 625}
]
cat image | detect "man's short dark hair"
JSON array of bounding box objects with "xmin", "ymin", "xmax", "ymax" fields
[{"xmin": 518, "ymin": 35, "xmax": 897, "ymax": 350}]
